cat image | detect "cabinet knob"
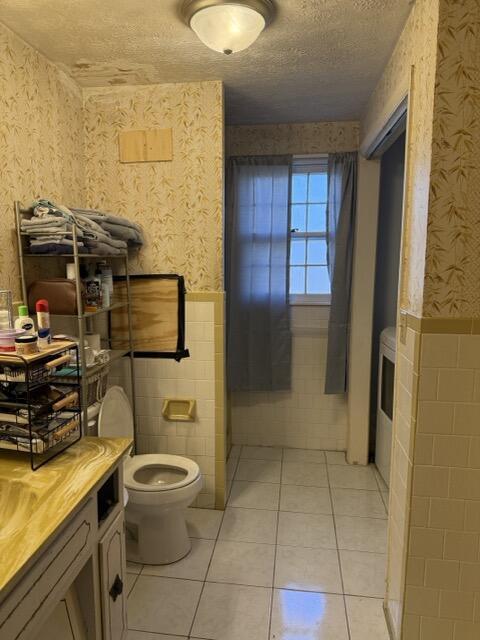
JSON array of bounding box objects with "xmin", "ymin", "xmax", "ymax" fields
[{"xmin": 109, "ymin": 574, "xmax": 123, "ymax": 602}]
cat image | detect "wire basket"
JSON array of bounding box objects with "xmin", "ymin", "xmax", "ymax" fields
[{"xmin": 86, "ymin": 368, "xmax": 109, "ymax": 405}]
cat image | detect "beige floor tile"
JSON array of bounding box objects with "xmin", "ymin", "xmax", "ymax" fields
[
  {"xmin": 346, "ymin": 596, "xmax": 390, "ymax": 640},
  {"xmin": 127, "ymin": 572, "xmax": 140, "ymax": 596},
  {"xmin": 207, "ymin": 540, "xmax": 275, "ymax": 587},
  {"xmin": 373, "ymin": 467, "xmax": 389, "ymax": 492},
  {"xmin": 340, "ymin": 550, "xmax": 386, "ymax": 598},
  {"xmin": 325, "ymin": 451, "xmax": 348, "ymax": 465},
  {"xmin": 141, "ymin": 539, "xmax": 215, "ymax": 581},
  {"xmin": 228, "ymin": 481, "xmax": 280, "ymax": 510},
  {"xmin": 271, "ymin": 590, "xmax": 349, "ymax": 640},
  {"xmin": 241, "ymin": 445, "xmax": 283, "ymax": 461},
  {"xmin": 331, "ymin": 488, "xmax": 387, "ymax": 518},
  {"xmin": 128, "ymin": 576, "xmax": 202, "ymax": 636},
  {"xmin": 219, "ymin": 507, "xmax": 277, "ymax": 544},
  {"xmin": 275, "ymin": 545, "xmax": 342, "ymax": 593},
  {"xmin": 128, "ymin": 634, "xmax": 187, "ymax": 640},
  {"xmin": 186, "ymin": 507, "xmax": 223, "ymax": 539},
  {"xmin": 381, "ymin": 491, "xmax": 389, "ymax": 512},
  {"xmin": 235, "ymin": 459, "xmax": 281, "ymax": 483},
  {"xmin": 277, "ymin": 512, "xmax": 336, "ymax": 549},
  {"xmin": 227, "ymin": 456, "xmax": 239, "ymax": 481},
  {"xmin": 280, "ymin": 484, "xmax": 332, "ymax": 515},
  {"xmin": 191, "ymin": 582, "xmax": 271, "ymax": 640},
  {"xmin": 328, "ymin": 465, "xmax": 378, "ymax": 490},
  {"xmin": 283, "ymin": 448, "xmax": 326, "ymax": 464},
  {"xmin": 229, "ymin": 444, "xmax": 242, "ymax": 459},
  {"xmin": 127, "ymin": 561, "xmax": 143, "ymax": 574},
  {"xmin": 281, "ymin": 461, "xmax": 328, "ymax": 487},
  {"xmin": 335, "ymin": 516, "xmax": 387, "ymax": 553}
]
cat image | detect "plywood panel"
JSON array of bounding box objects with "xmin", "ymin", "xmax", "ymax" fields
[
  {"xmin": 118, "ymin": 129, "xmax": 172, "ymax": 163},
  {"xmin": 111, "ymin": 277, "xmax": 180, "ymax": 353},
  {"xmin": 145, "ymin": 128, "xmax": 173, "ymax": 162},
  {"xmin": 118, "ymin": 130, "xmax": 145, "ymax": 163}
]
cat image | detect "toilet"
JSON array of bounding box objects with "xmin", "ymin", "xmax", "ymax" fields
[{"xmin": 97, "ymin": 386, "xmax": 203, "ymax": 565}]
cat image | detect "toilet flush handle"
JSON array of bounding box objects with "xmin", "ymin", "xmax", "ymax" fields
[{"xmin": 109, "ymin": 574, "xmax": 124, "ymax": 602}]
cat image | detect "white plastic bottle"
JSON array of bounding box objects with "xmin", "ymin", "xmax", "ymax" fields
[
  {"xmin": 36, "ymin": 299, "xmax": 51, "ymax": 344},
  {"xmin": 14, "ymin": 305, "xmax": 35, "ymax": 335}
]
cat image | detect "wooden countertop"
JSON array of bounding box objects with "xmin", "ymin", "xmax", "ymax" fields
[{"xmin": 0, "ymin": 437, "xmax": 132, "ymax": 593}]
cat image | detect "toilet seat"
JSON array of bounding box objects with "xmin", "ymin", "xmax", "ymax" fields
[{"xmin": 124, "ymin": 454, "xmax": 200, "ymax": 492}]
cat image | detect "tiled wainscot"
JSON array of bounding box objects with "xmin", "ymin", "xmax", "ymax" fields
[{"xmin": 110, "ymin": 292, "xmax": 226, "ymax": 509}]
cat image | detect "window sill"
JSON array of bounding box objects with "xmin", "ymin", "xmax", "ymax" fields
[{"xmin": 289, "ymin": 294, "xmax": 331, "ymax": 306}]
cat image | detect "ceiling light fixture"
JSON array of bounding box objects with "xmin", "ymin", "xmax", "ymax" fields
[{"xmin": 182, "ymin": 0, "xmax": 274, "ymax": 55}]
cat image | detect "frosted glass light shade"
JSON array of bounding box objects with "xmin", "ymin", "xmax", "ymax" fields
[{"xmin": 190, "ymin": 4, "xmax": 266, "ymax": 54}]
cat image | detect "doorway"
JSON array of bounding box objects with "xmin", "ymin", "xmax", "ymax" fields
[{"xmin": 370, "ymin": 130, "xmax": 406, "ymax": 481}]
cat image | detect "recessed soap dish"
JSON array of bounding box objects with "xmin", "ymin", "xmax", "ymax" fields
[{"xmin": 162, "ymin": 399, "xmax": 196, "ymax": 421}]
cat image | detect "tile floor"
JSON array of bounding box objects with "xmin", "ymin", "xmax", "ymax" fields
[{"xmin": 127, "ymin": 446, "xmax": 390, "ymax": 640}]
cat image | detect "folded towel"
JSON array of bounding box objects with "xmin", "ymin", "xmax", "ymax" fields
[
  {"xmin": 100, "ymin": 221, "xmax": 143, "ymax": 245},
  {"xmin": 28, "ymin": 199, "xmax": 143, "ymax": 253},
  {"xmin": 86, "ymin": 241, "xmax": 126, "ymax": 256},
  {"xmin": 71, "ymin": 208, "xmax": 143, "ymax": 232}
]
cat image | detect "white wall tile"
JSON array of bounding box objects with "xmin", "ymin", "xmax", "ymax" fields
[
  {"xmin": 117, "ymin": 299, "xmax": 218, "ymax": 508},
  {"xmin": 232, "ymin": 309, "xmax": 347, "ymax": 451}
]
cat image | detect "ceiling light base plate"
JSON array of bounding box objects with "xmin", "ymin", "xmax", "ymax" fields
[{"xmin": 181, "ymin": 0, "xmax": 275, "ymax": 27}]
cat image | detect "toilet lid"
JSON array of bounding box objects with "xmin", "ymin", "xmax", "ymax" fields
[
  {"xmin": 98, "ymin": 386, "xmax": 134, "ymax": 439},
  {"xmin": 124, "ymin": 454, "xmax": 200, "ymax": 492}
]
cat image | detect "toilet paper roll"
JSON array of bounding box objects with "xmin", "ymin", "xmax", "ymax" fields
[
  {"xmin": 66, "ymin": 263, "xmax": 76, "ymax": 280},
  {"xmin": 85, "ymin": 333, "xmax": 101, "ymax": 351}
]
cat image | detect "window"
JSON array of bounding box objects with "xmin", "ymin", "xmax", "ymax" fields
[{"xmin": 289, "ymin": 156, "xmax": 330, "ymax": 304}]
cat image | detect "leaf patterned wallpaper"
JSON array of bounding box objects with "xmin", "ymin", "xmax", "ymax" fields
[
  {"xmin": 0, "ymin": 22, "xmax": 85, "ymax": 297},
  {"xmin": 0, "ymin": 19, "xmax": 224, "ymax": 296},
  {"xmin": 83, "ymin": 82, "xmax": 224, "ymax": 292},
  {"xmin": 226, "ymin": 121, "xmax": 359, "ymax": 156},
  {"xmin": 423, "ymin": 0, "xmax": 480, "ymax": 317},
  {"xmin": 361, "ymin": 0, "xmax": 440, "ymax": 319}
]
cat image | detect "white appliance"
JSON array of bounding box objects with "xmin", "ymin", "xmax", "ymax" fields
[{"xmin": 375, "ymin": 327, "xmax": 396, "ymax": 487}]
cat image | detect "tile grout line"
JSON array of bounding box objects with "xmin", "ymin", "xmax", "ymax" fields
[
  {"xmin": 187, "ymin": 509, "xmax": 228, "ymax": 637},
  {"xmin": 325, "ymin": 454, "xmax": 352, "ymax": 640},
  {"xmin": 186, "ymin": 454, "xmax": 233, "ymax": 639},
  {"xmin": 372, "ymin": 465, "xmax": 389, "ymax": 516},
  {"xmin": 266, "ymin": 445, "xmax": 283, "ymax": 640}
]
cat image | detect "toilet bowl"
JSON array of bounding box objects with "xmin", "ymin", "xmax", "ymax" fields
[{"xmin": 97, "ymin": 386, "xmax": 203, "ymax": 564}]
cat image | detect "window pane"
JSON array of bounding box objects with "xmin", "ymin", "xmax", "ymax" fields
[
  {"xmin": 306, "ymin": 266, "xmax": 330, "ymax": 294},
  {"xmin": 291, "ymin": 204, "xmax": 307, "ymax": 231},
  {"xmin": 307, "ymin": 204, "xmax": 326, "ymax": 232},
  {"xmin": 290, "ymin": 266, "xmax": 305, "ymax": 294},
  {"xmin": 292, "ymin": 173, "xmax": 308, "ymax": 202},
  {"xmin": 308, "ymin": 172, "xmax": 328, "ymax": 201},
  {"xmin": 307, "ymin": 238, "xmax": 327, "ymax": 265},
  {"xmin": 290, "ymin": 238, "xmax": 306, "ymax": 265}
]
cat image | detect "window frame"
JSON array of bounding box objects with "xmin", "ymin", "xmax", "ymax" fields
[{"xmin": 289, "ymin": 154, "xmax": 331, "ymax": 306}]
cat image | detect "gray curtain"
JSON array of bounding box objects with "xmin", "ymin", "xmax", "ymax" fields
[
  {"xmin": 226, "ymin": 156, "xmax": 292, "ymax": 392},
  {"xmin": 325, "ymin": 152, "xmax": 358, "ymax": 394}
]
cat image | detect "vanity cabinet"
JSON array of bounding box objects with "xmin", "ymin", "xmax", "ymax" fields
[
  {"xmin": 0, "ymin": 449, "xmax": 129, "ymax": 640},
  {"xmin": 99, "ymin": 511, "xmax": 128, "ymax": 640}
]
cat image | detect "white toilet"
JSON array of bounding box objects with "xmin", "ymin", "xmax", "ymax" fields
[{"xmin": 97, "ymin": 386, "xmax": 203, "ymax": 565}]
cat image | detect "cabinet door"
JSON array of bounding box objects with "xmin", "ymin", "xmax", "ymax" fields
[
  {"xmin": 33, "ymin": 588, "xmax": 87, "ymax": 640},
  {"xmin": 99, "ymin": 511, "xmax": 128, "ymax": 640}
]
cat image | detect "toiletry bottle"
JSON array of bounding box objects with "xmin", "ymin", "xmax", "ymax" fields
[
  {"xmin": 84, "ymin": 264, "xmax": 102, "ymax": 312},
  {"xmin": 98, "ymin": 261, "xmax": 113, "ymax": 306},
  {"xmin": 37, "ymin": 327, "xmax": 51, "ymax": 349},
  {"xmin": 0, "ymin": 290, "xmax": 14, "ymax": 330},
  {"xmin": 36, "ymin": 300, "xmax": 51, "ymax": 345},
  {"xmin": 14, "ymin": 305, "xmax": 35, "ymax": 335},
  {"xmin": 96, "ymin": 263, "xmax": 110, "ymax": 308},
  {"xmin": 99, "ymin": 262, "xmax": 114, "ymax": 295}
]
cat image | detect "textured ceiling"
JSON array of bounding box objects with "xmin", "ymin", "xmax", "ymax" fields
[{"xmin": 0, "ymin": 0, "xmax": 413, "ymax": 124}]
